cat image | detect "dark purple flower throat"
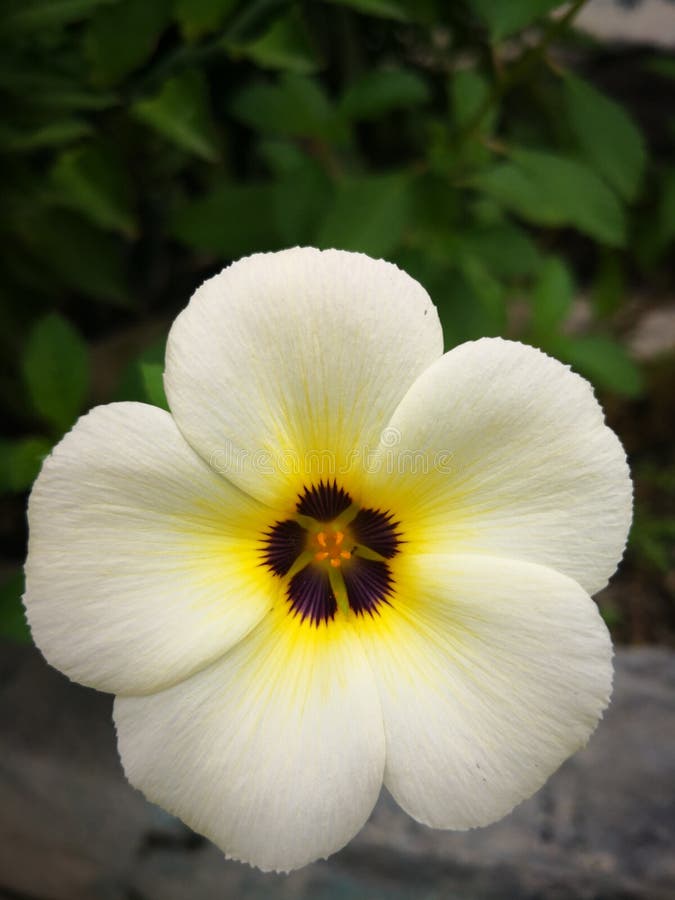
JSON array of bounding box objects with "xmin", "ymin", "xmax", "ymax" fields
[{"xmin": 261, "ymin": 480, "xmax": 401, "ymax": 625}]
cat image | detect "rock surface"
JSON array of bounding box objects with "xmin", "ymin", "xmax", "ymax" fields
[
  {"xmin": 576, "ymin": 0, "xmax": 675, "ymax": 49},
  {"xmin": 1, "ymin": 641, "xmax": 674, "ymax": 899}
]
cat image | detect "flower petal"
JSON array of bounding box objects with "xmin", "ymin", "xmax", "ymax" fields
[
  {"xmin": 368, "ymin": 338, "xmax": 631, "ymax": 595},
  {"xmin": 114, "ymin": 605, "xmax": 385, "ymax": 872},
  {"xmin": 25, "ymin": 402, "xmax": 274, "ymax": 696},
  {"xmin": 358, "ymin": 553, "xmax": 613, "ymax": 830},
  {"xmin": 164, "ymin": 248, "xmax": 443, "ymax": 506}
]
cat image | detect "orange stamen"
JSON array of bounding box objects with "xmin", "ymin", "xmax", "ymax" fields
[{"xmin": 312, "ymin": 527, "xmax": 352, "ymax": 568}]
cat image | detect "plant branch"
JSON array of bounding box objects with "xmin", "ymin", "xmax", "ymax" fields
[{"xmin": 455, "ymin": 0, "xmax": 590, "ymax": 148}]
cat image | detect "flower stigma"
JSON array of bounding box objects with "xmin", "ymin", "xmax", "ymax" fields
[{"xmin": 313, "ymin": 529, "xmax": 352, "ymax": 567}]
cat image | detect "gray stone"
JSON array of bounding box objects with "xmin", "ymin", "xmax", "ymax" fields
[
  {"xmin": 0, "ymin": 641, "xmax": 673, "ymax": 899},
  {"xmin": 575, "ymin": 0, "xmax": 675, "ymax": 49}
]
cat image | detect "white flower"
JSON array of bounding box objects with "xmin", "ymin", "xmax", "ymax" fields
[{"xmin": 24, "ymin": 248, "xmax": 631, "ymax": 872}]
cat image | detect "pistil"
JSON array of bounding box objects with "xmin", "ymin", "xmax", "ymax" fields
[{"xmin": 313, "ymin": 529, "xmax": 352, "ymax": 567}]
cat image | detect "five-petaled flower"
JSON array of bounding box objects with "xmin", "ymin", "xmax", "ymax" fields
[{"xmin": 24, "ymin": 248, "xmax": 632, "ymax": 872}]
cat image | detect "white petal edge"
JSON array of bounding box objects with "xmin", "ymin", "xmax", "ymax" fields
[
  {"xmin": 114, "ymin": 605, "xmax": 385, "ymax": 872},
  {"xmin": 366, "ymin": 338, "xmax": 632, "ymax": 595},
  {"xmin": 358, "ymin": 552, "xmax": 613, "ymax": 830},
  {"xmin": 25, "ymin": 402, "xmax": 275, "ymax": 696},
  {"xmin": 165, "ymin": 247, "xmax": 443, "ymax": 507}
]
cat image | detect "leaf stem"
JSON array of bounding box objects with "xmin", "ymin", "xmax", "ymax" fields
[{"xmin": 456, "ymin": 0, "xmax": 590, "ymax": 148}]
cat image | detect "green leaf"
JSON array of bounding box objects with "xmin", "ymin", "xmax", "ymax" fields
[
  {"xmin": 227, "ymin": 8, "xmax": 320, "ymax": 74},
  {"xmin": 140, "ymin": 362, "xmax": 169, "ymax": 410},
  {"xmin": 630, "ymin": 512, "xmax": 675, "ymax": 572},
  {"xmin": 257, "ymin": 138, "xmax": 308, "ymax": 175},
  {"xmin": 4, "ymin": 119, "xmax": 92, "ymax": 151},
  {"xmin": 564, "ymin": 75, "xmax": 646, "ymax": 203},
  {"xmin": 467, "ymin": 0, "xmax": 564, "ymax": 40},
  {"xmin": 458, "ymin": 256, "xmax": 507, "ymax": 335},
  {"xmin": 0, "ymin": 571, "xmax": 31, "ymax": 644},
  {"xmin": 49, "ymin": 142, "xmax": 136, "ymax": 236},
  {"xmin": 174, "ymin": 0, "xmax": 239, "ymax": 40},
  {"xmin": 530, "ymin": 256, "xmax": 573, "ymax": 339},
  {"xmin": 316, "ymin": 172, "xmax": 412, "ymax": 258},
  {"xmin": 324, "ymin": 0, "xmax": 409, "ymax": 20},
  {"xmin": 657, "ymin": 167, "xmax": 675, "ymax": 251},
  {"xmin": 327, "ymin": 0, "xmax": 437, "ymax": 20},
  {"xmin": 406, "ymin": 173, "xmax": 461, "ymax": 253},
  {"xmin": 114, "ymin": 337, "xmax": 166, "ymax": 403},
  {"xmin": 172, "ymin": 182, "xmax": 281, "ymax": 258},
  {"xmin": 557, "ymin": 335, "xmax": 644, "ymax": 398},
  {"xmin": 341, "ymin": 68, "xmax": 429, "ymax": 119},
  {"xmin": 591, "ymin": 252, "xmax": 625, "ymax": 318},
  {"xmin": 456, "ymin": 223, "xmax": 541, "ymax": 279},
  {"xmin": 22, "ymin": 313, "xmax": 90, "ymax": 432},
  {"xmin": 24, "ymin": 85, "xmax": 117, "ymax": 113},
  {"xmin": 0, "ymin": 0, "xmax": 116, "ymax": 31},
  {"xmin": 474, "ymin": 148, "xmax": 627, "ymax": 246},
  {"xmin": 0, "ymin": 66, "xmax": 117, "ymax": 112},
  {"xmin": 397, "ymin": 0, "xmax": 444, "ymax": 23},
  {"xmin": 0, "ymin": 437, "xmax": 52, "ymax": 493},
  {"xmin": 25, "ymin": 211, "xmax": 129, "ymax": 306},
  {"xmin": 231, "ymin": 74, "xmax": 344, "ymax": 141},
  {"xmin": 447, "ymin": 69, "xmax": 496, "ymax": 167},
  {"xmin": 417, "ymin": 264, "xmax": 504, "ymax": 347},
  {"xmin": 222, "ymin": 0, "xmax": 291, "ymax": 43},
  {"xmin": 132, "ymin": 70, "xmax": 219, "ymax": 161},
  {"xmin": 273, "ymin": 160, "xmax": 332, "ymax": 244},
  {"xmin": 450, "ymin": 68, "xmax": 493, "ymax": 131},
  {"xmin": 645, "ymin": 55, "xmax": 675, "ymax": 81},
  {"xmin": 85, "ymin": 0, "xmax": 171, "ymax": 85}
]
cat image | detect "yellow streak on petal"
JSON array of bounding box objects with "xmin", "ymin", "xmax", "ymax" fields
[{"xmin": 360, "ymin": 475, "xmax": 479, "ymax": 556}]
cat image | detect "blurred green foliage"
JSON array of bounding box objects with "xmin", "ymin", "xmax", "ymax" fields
[{"xmin": 1, "ymin": 0, "xmax": 674, "ymax": 640}]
